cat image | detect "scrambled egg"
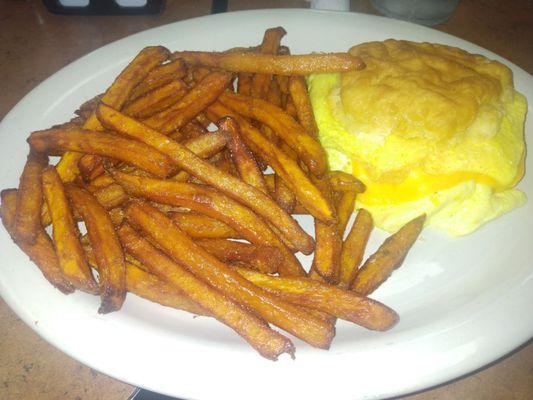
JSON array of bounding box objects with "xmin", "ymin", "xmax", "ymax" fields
[{"xmin": 308, "ymin": 40, "xmax": 527, "ymax": 236}]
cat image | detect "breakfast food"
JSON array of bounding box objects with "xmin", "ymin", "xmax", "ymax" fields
[
  {"xmin": 308, "ymin": 40, "xmax": 527, "ymax": 236},
  {"xmin": 1, "ymin": 28, "xmax": 426, "ymax": 360}
]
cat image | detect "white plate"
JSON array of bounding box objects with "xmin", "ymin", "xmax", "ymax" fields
[{"xmin": 0, "ymin": 9, "xmax": 532, "ymax": 400}]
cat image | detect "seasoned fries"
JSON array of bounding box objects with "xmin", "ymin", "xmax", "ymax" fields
[
  {"xmin": 172, "ymin": 51, "xmax": 365, "ymax": 75},
  {"xmin": 235, "ymin": 267, "xmax": 398, "ymax": 330},
  {"xmin": 97, "ymin": 104, "xmax": 314, "ymax": 254},
  {"xmin": 66, "ymin": 185, "xmax": 126, "ymax": 313},
  {"xmin": 41, "ymin": 167, "xmax": 98, "ymax": 294},
  {"xmin": 218, "ymin": 117, "xmax": 268, "ymax": 194},
  {"xmin": 219, "ymin": 91, "xmax": 327, "ymax": 175},
  {"xmin": 118, "ymin": 222, "xmax": 294, "ymax": 360},
  {"xmin": 168, "ymin": 211, "xmax": 240, "ymax": 239},
  {"xmin": 207, "ymin": 102, "xmax": 334, "ymax": 222},
  {"xmin": 109, "ymin": 169, "xmax": 306, "ymax": 276},
  {"xmin": 28, "ymin": 128, "xmax": 175, "ymax": 179},
  {"xmin": 1, "ymin": 189, "xmax": 74, "ymax": 294},
  {"xmin": 144, "ymin": 71, "xmax": 233, "ymax": 133},
  {"xmin": 351, "ymin": 215, "xmax": 426, "ymax": 295},
  {"xmin": 339, "ymin": 209, "xmax": 373, "ymax": 288},
  {"xmin": 56, "ymin": 46, "xmax": 170, "ymax": 182},
  {"xmin": 2, "ymin": 28, "xmax": 429, "ymax": 360},
  {"xmin": 13, "ymin": 153, "xmax": 48, "ymax": 244},
  {"xmin": 125, "ymin": 201, "xmax": 334, "ymax": 349},
  {"xmin": 123, "ymin": 79, "xmax": 188, "ymax": 119}
]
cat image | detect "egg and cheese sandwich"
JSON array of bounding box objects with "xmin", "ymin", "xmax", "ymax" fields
[{"xmin": 308, "ymin": 40, "xmax": 527, "ymax": 236}]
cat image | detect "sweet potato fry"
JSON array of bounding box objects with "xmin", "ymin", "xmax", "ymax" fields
[
  {"xmin": 28, "ymin": 128, "xmax": 175, "ymax": 179},
  {"xmin": 13, "ymin": 153, "xmax": 48, "ymax": 244},
  {"xmin": 274, "ymin": 173, "xmax": 296, "ymax": 214},
  {"xmin": 66, "ymin": 185, "xmax": 126, "ymax": 313},
  {"xmin": 328, "ymin": 170, "xmax": 366, "ymax": 193},
  {"xmin": 172, "ymin": 51, "xmax": 365, "ymax": 75},
  {"xmin": 251, "ymin": 27, "xmax": 286, "ymax": 99},
  {"xmin": 84, "ymin": 174, "xmax": 116, "ymax": 192},
  {"xmin": 97, "ymin": 104, "xmax": 314, "ymax": 254},
  {"xmin": 310, "ymin": 177, "xmax": 342, "ymax": 284},
  {"xmin": 179, "ymin": 120, "xmax": 208, "ymax": 140},
  {"xmin": 207, "ymin": 102, "xmax": 334, "ymax": 224},
  {"xmin": 82, "ymin": 227, "xmax": 204, "ymax": 316},
  {"xmin": 289, "ymin": 76, "xmax": 319, "ymax": 138},
  {"xmin": 351, "ymin": 215, "xmax": 426, "ymax": 295},
  {"xmin": 339, "ymin": 209, "xmax": 373, "ymax": 288},
  {"xmin": 118, "ymin": 222, "xmax": 294, "ymax": 359},
  {"xmin": 235, "ymin": 267, "xmax": 398, "ymax": 331},
  {"xmin": 1, "ymin": 189, "xmax": 74, "ymax": 294},
  {"xmin": 109, "ymin": 170, "xmax": 305, "ymax": 276},
  {"xmin": 237, "ymin": 73, "xmax": 253, "ymax": 96},
  {"xmin": 267, "ymin": 78, "xmax": 283, "ymax": 107},
  {"xmin": 168, "ymin": 211, "xmax": 240, "ymax": 239},
  {"xmin": 129, "ymin": 58, "xmax": 187, "ymax": 101},
  {"xmin": 144, "ymin": 71, "xmax": 233, "ymax": 134},
  {"xmin": 336, "ymin": 190, "xmax": 357, "ymax": 235},
  {"xmin": 218, "ymin": 117, "xmax": 268, "ymax": 194},
  {"xmin": 78, "ymin": 154, "xmax": 104, "ymax": 182},
  {"xmin": 41, "ymin": 167, "xmax": 97, "ymax": 293},
  {"xmin": 181, "ymin": 131, "xmax": 228, "ymax": 159},
  {"xmin": 219, "ymin": 91, "xmax": 327, "ymax": 176},
  {"xmin": 196, "ymin": 239, "xmax": 281, "ymax": 274},
  {"xmin": 125, "ymin": 202, "xmax": 334, "ymax": 349},
  {"xmin": 123, "ymin": 79, "xmax": 188, "ymax": 119},
  {"xmin": 56, "ymin": 46, "xmax": 170, "ymax": 182}
]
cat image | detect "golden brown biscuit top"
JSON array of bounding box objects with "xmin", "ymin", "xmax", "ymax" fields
[{"xmin": 342, "ymin": 40, "xmax": 514, "ymax": 141}]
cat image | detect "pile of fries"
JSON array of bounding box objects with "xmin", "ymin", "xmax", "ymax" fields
[{"xmin": 1, "ymin": 27, "xmax": 425, "ymax": 360}]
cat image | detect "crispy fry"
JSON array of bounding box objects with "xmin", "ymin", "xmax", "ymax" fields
[
  {"xmin": 13, "ymin": 153, "xmax": 48, "ymax": 244},
  {"xmin": 237, "ymin": 73, "xmax": 253, "ymax": 96},
  {"xmin": 129, "ymin": 58, "xmax": 187, "ymax": 101},
  {"xmin": 339, "ymin": 209, "xmax": 373, "ymax": 288},
  {"xmin": 28, "ymin": 128, "xmax": 175, "ymax": 179},
  {"xmin": 172, "ymin": 51, "xmax": 365, "ymax": 75},
  {"xmin": 328, "ymin": 170, "xmax": 366, "ymax": 193},
  {"xmin": 75, "ymin": 94, "xmax": 102, "ymax": 119},
  {"xmin": 251, "ymin": 27, "xmax": 286, "ymax": 99},
  {"xmin": 235, "ymin": 267, "xmax": 398, "ymax": 330},
  {"xmin": 56, "ymin": 46, "xmax": 170, "ymax": 182},
  {"xmin": 179, "ymin": 120, "xmax": 208, "ymax": 140},
  {"xmin": 196, "ymin": 239, "xmax": 281, "ymax": 274},
  {"xmin": 110, "ymin": 170, "xmax": 305, "ymax": 276},
  {"xmin": 123, "ymin": 261, "xmax": 207, "ymax": 315},
  {"xmin": 66, "ymin": 185, "xmax": 126, "ymax": 313},
  {"xmin": 78, "ymin": 154, "xmax": 104, "ymax": 182},
  {"xmin": 84, "ymin": 174, "xmax": 116, "ymax": 192},
  {"xmin": 336, "ymin": 190, "xmax": 357, "ymax": 235},
  {"xmin": 207, "ymin": 102, "xmax": 334, "ymax": 223},
  {"xmin": 97, "ymin": 104, "xmax": 314, "ymax": 254},
  {"xmin": 144, "ymin": 71, "xmax": 233, "ymax": 134},
  {"xmin": 267, "ymin": 78, "xmax": 283, "ymax": 107},
  {"xmin": 118, "ymin": 222, "xmax": 294, "ymax": 360},
  {"xmin": 219, "ymin": 91, "xmax": 327, "ymax": 176},
  {"xmin": 125, "ymin": 202, "xmax": 334, "ymax": 349},
  {"xmin": 351, "ymin": 215, "xmax": 426, "ymax": 295},
  {"xmin": 310, "ymin": 177, "xmax": 342, "ymax": 284},
  {"xmin": 274, "ymin": 173, "xmax": 296, "ymax": 214},
  {"xmin": 41, "ymin": 167, "xmax": 97, "ymax": 293},
  {"xmin": 181, "ymin": 131, "xmax": 228, "ymax": 159},
  {"xmin": 218, "ymin": 117, "xmax": 268, "ymax": 194},
  {"xmin": 289, "ymin": 76, "xmax": 319, "ymax": 137},
  {"xmin": 123, "ymin": 79, "xmax": 188, "ymax": 119},
  {"xmin": 1, "ymin": 189, "xmax": 74, "ymax": 294},
  {"xmin": 168, "ymin": 211, "xmax": 240, "ymax": 239}
]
